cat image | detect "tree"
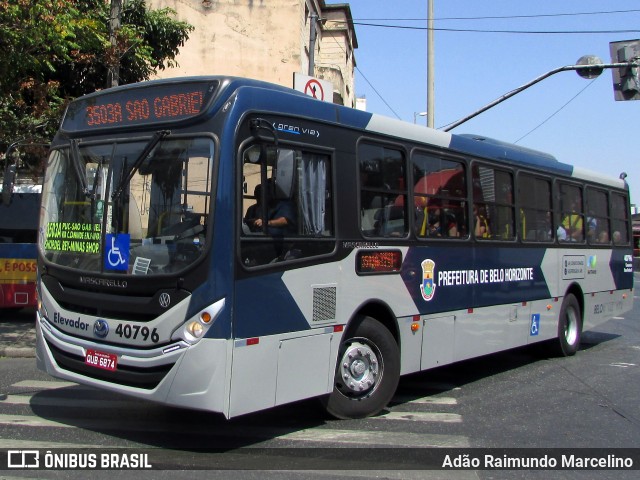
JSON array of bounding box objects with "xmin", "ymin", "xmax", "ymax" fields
[{"xmin": 0, "ymin": 0, "xmax": 193, "ymax": 148}]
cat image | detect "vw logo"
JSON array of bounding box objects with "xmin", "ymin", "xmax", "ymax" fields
[
  {"xmin": 93, "ymin": 319, "xmax": 109, "ymax": 338},
  {"xmin": 159, "ymin": 293, "xmax": 171, "ymax": 309}
]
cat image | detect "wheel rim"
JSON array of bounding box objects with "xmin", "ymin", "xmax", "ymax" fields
[
  {"xmin": 564, "ymin": 305, "xmax": 579, "ymax": 346},
  {"xmin": 336, "ymin": 338, "xmax": 383, "ymax": 399}
]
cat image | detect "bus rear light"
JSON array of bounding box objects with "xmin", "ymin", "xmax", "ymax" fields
[
  {"xmin": 246, "ymin": 337, "xmax": 259, "ymax": 346},
  {"xmin": 333, "ymin": 325, "xmax": 344, "ymax": 333}
]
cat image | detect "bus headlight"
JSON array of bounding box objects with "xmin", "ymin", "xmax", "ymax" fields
[
  {"xmin": 174, "ymin": 298, "xmax": 225, "ymax": 345},
  {"xmin": 186, "ymin": 321, "xmax": 204, "ymax": 338}
]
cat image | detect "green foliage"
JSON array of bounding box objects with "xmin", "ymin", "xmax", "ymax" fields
[{"xmin": 0, "ymin": 0, "xmax": 194, "ymax": 148}]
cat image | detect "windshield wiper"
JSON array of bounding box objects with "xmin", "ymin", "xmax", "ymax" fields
[
  {"xmin": 69, "ymin": 139, "xmax": 90, "ymax": 197},
  {"xmin": 111, "ymin": 130, "xmax": 170, "ymax": 201}
]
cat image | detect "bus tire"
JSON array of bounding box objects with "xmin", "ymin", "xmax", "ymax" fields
[
  {"xmin": 556, "ymin": 294, "xmax": 582, "ymax": 357},
  {"xmin": 322, "ymin": 315, "xmax": 400, "ymax": 419}
]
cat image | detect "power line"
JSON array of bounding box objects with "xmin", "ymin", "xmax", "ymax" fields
[
  {"xmin": 351, "ymin": 23, "xmax": 640, "ymax": 35},
  {"xmin": 352, "ymin": 9, "xmax": 640, "ymax": 22},
  {"xmin": 514, "ymin": 77, "xmax": 599, "ymax": 144},
  {"xmin": 325, "ymin": 31, "xmax": 401, "ymax": 119},
  {"xmin": 355, "ymin": 66, "xmax": 401, "ymax": 120}
]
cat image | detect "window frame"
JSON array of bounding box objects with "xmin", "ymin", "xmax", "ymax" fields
[
  {"xmin": 357, "ymin": 140, "xmax": 409, "ymax": 239},
  {"xmin": 238, "ymin": 138, "xmax": 336, "ymax": 269},
  {"xmin": 471, "ymin": 161, "xmax": 516, "ymax": 242},
  {"xmin": 517, "ymin": 172, "xmax": 554, "ymax": 244},
  {"xmin": 410, "ymin": 149, "xmax": 468, "ymax": 240}
]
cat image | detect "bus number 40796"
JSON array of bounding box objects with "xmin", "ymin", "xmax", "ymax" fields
[{"xmin": 114, "ymin": 324, "xmax": 159, "ymax": 343}]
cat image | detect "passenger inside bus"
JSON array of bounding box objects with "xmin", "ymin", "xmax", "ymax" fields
[
  {"xmin": 245, "ymin": 180, "xmax": 297, "ymax": 236},
  {"xmin": 561, "ymin": 200, "xmax": 584, "ymax": 242},
  {"xmin": 426, "ymin": 208, "xmax": 458, "ymax": 237},
  {"xmin": 473, "ymin": 204, "xmax": 490, "ymax": 238}
]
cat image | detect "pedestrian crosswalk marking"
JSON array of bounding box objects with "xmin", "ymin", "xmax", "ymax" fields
[
  {"xmin": 0, "ymin": 413, "xmax": 470, "ymax": 448},
  {"xmin": 0, "ymin": 379, "xmax": 469, "ymax": 450},
  {"xmin": 276, "ymin": 428, "xmax": 469, "ymax": 447},
  {"xmin": 11, "ymin": 380, "xmax": 79, "ymax": 390},
  {"xmin": 1, "ymin": 393, "xmax": 457, "ymax": 409},
  {"xmin": 0, "ymin": 438, "xmax": 106, "ymax": 449},
  {"xmin": 392, "ymin": 395, "xmax": 457, "ymax": 405},
  {"xmin": 374, "ymin": 411, "xmax": 462, "ymax": 423},
  {"xmin": 0, "ymin": 394, "xmax": 133, "ymax": 409}
]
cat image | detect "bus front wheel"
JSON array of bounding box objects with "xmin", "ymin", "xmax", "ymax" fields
[
  {"xmin": 322, "ymin": 315, "xmax": 400, "ymax": 419},
  {"xmin": 556, "ymin": 294, "xmax": 582, "ymax": 357}
]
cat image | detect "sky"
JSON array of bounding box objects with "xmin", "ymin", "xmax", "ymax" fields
[{"xmin": 334, "ymin": 1, "xmax": 639, "ymax": 209}]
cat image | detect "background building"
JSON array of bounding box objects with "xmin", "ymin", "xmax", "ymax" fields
[{"xmin": 147, "ymin": 0, "xmax": 357, "ymax": 106}]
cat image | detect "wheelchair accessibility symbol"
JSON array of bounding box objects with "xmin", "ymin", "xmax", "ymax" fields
[
  {"xmin": 530, "ymin": 313, "xmax": 540, "ymax": 336},
  {"xmin": 104, "ymin": 234, "xmax": 130, "ymax": 271}
]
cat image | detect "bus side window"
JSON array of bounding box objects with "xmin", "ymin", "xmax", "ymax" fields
[
  {"xmin": 518, "ymin": 174, "xmax": 552, "ymax": 242},
  {"xmin": 611, "ymin": 193, "xmax": 630, "ymax": 245},
  {"xmin": 358, "ymin": 142, "xmax": 407, "ymax": 238},
  {"xmin": 557, "ymin": 182, "xmax": 584, "ymax": 243},
  {"xmin": 473, "ymin": 164, "xmax": 514, "ymax": 240},
  {"xmin": 586, "ymin": 188, "xmax": 610, "ymax": 245},
  {"xmin": 240, "ymin": 142, "xmax": 334, "ymax": 267},
  {"xmin": 411, "ymin": 152, "xmax": 467, "ymax": 239}
]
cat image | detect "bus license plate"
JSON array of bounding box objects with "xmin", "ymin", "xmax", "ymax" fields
[{"xmin": 85, "ymin": 349, "xmax": 118, "ymax": 372}]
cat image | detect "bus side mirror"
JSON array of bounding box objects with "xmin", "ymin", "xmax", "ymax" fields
[{"xmin": 1, "ymin": 164, "xmax": 16, "ymax": 205}]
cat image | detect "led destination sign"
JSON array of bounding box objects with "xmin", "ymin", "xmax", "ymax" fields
[{"xmin": 62, "ymin": 80, "xmax": 218, "ymax": 131}]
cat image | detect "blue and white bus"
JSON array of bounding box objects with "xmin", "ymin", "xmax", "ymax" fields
[{"xmin": 36, "ymin": 77, "xmax": 634, "ymax": 419}]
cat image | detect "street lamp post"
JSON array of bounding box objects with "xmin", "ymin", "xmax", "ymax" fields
[
  {"xmin": 442, "ymin": 55, "xmax": 639, "ymax": 132},
  {"xmin": 414, "ymin": 111, "xmax": 428, "ymax": 124}
]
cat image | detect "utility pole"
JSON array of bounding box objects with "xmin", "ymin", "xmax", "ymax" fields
[
  {"xmin": 107, "ymin": 0, "xmax": 123, "ymax": 88},
  {"xmin": 308, "ymin": 13, "xmax": 318, "ymax": 77},
  {"xmin": 426, "ymin": 0, "xmax": 435, "ymax": 128}
]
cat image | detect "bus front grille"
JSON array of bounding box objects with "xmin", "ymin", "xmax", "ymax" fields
[{"xmin": 46, "ymin": 340, "xmax": 174, "ymax": 390}]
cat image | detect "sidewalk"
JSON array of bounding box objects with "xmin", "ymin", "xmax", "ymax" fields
[{"xmin": 0, "ymin": 307, "xmax": 37, "ymax": 358}]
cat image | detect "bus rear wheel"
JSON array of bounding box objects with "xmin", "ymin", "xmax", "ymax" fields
[
  {"xmin": 323, "ymin": 316, "xmax": 400, "ymax": 419},
  {"xmin": 556, "ymin": 293, "xmax": 582, "ymax": 356}
]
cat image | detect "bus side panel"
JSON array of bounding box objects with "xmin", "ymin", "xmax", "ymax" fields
[
  {"xmin": 274, "ymin": 332, "xmax": 333, "ymax": 406},
  {"xmin": 552, "ymin": 248, "xmax": 633, "ymax": 330},
  {"xmin": 526, "ymin": 298, "xmax": 560, "ymax": 344},
  {"xmin": 227, "ymin": 330, "xmax": 335, "ymax": 418},
  {"xmin": 228, "ymin": 336, "xmax": 279, "ymax": 417},
  {"xmin": 583, "ymin": 290, "xmax": 633, "ymax": 332},
  {"xmin": 451, "ymin": 303, "xmax": 529, "ymax": 363},
  {"xmin": 420, "ymin": 315, "xmax": 454, "ymax": 370},
  {"xmin": 164, "ymin": 338, "xmax": 232, "ymax": 414}
]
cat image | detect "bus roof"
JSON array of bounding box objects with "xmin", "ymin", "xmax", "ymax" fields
[{"xmin": 59, "ymin": 75, "xmax": 627, "ymax": 191}]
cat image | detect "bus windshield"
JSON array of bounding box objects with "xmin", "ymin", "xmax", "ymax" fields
[{"xmin": 40, "ymin": 136, "xmax": 213, "ymax": 275}]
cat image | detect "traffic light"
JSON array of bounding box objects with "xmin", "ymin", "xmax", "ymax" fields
[{"xmin": 610, "ymin": 39, "xmax": 640, "ymax": 101}]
